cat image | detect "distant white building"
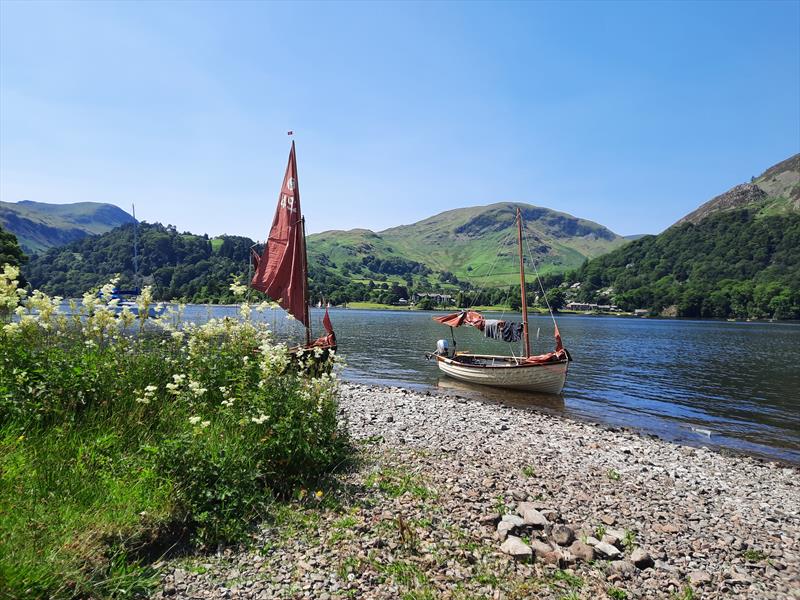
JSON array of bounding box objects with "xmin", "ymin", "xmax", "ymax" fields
[
  {"xmin": 566, "ymin": 302, "xmax": 621, "ymax": 312},
  {"xmin": 413, "ymin": 292, "xmax": 454, "ymax": 305}
]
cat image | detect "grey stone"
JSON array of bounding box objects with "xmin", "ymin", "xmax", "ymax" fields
[
  {"xmin": 497, "ymin": 520, "xmax": 515, "ymax": 541},
  {"xmin": 609, "ymin": 560, "xmax": 636, "ymax": 577},
  {"xmin": 501, "ymin": 513, "xmax": 524, "ymax": 527},
  {"xmin": 688, "ymin": 570, "xmax": 712, "ymax": 585},
  {"xmin": 595, "ymin": 541, "xmax": 622, "ymax": 559},
  {"xmin": 568, "ymin": 540, "xmax": 595, "ymax": 562},
  {"xmin": 530, "ymin": 539, "xmax": 554, "ymax": 557},
  {"xmin": 500, "ymin": 535, "xmax": 533, "ymax": 561},
  {"xmin": 551, "ymin": 524, "xmax": 575, "ymax": 546},
  {"xmin": 522, "ymin": 508, "xmax": 548, "ymax": 528},
  {"xmin": 631, "ymin": 548, "xmax": 655, "ymax": 569}
]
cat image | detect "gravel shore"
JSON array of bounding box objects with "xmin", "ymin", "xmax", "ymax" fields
[{"xmin": 155, "ymin": 382, "xmax": 799, "ymax": 599}]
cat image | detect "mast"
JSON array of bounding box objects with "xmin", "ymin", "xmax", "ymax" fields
[
  {"xmin": 294, "ymin": 139, "xmax": 312, "ymax": 346},
  {"xmin": 516, "ymin": 207, "xmax": 531, "ymax": 357},
  {"xmin": 132, "ymin": 203, "xmax": 139, "ymax": 289}
]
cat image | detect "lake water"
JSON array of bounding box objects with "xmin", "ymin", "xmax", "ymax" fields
[{"xmin": 184, "ymin": 305, "xmax": 800, "ymax": 464}]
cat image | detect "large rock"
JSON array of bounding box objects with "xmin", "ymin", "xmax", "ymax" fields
[
  {"xmin": 522, "ymin": 508, "xmax": 548, "ymax": 528},
  {"xmin": 630, "ymin": 548, "xmax": 654, "ymax": 569},
  {"xmin": 568, "ymin": 540, "xmax": 596, "ymax": 562},
  {"xmin": 602, "ymin": 533, "xmax": 623, "ymax": 549},
  {"xmin": 497, "ymin": 520, "xmax": 515, "ymax": 541},
  {"xmin": 609, "ymin": 560, "xmax": 636, "ymax": 578},
  {"xmin": 530, "ymin": 539, "xmax": 554, "ymax": 558},
  {"xmin": 500, "ymin": 536, "xmax": 533, "ymax": 561},
  {"xmin": 501, "ymin": 514, "xmax": 524, "ymax": 527},
  {"xmin": 688, "ymin": 570, "xmax": 712, "ymax": 585},
  {"xmin": 516, "ymin": 502, "xmax": 536, "ymax": 515},
  {"xmin": 595, "ymin": 541, "xmax": 622, "ymax": 559},
  {"xmin": 551, "ymin": 525, "xmax": 575, "ymax": 546}
]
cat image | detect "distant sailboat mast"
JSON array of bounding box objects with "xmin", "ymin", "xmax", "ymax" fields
[{"xmin": 132, "ymin": 203, "xmax": 140, "ymax": 289}]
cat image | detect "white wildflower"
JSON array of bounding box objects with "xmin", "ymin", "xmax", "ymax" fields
[
  {"xmin": 188, "ymin": 416, "xmax": 201, "ymax": 425},
  {"xmin": 229, "ymin": 281, "xmax": 248, "ymax": 297}
]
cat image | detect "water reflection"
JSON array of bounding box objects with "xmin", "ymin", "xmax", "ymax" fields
[{"xmin": 435, "ymin": 378, "xmax": 566, "ymax": 413}]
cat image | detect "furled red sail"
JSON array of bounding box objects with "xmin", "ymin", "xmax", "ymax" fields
[
  {"xmin": 251, "ymin": 142, "xmax": 308, "ymax": 327},
  {"xmin": 311, "ymin": 307, "xmax": 336, "ymax": 348},
  {"xmin": 433, "ymin": 310, "xmax": 486, "ymax": 330}
]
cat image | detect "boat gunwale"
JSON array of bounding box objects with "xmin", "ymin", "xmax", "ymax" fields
[{"xmin": 435, "ymin": 354, "xmax": 569, "ymax": 370}]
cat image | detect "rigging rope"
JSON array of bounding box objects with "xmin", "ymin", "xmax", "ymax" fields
[
  {"xmin": 464, "ymin": 226, "xmax": 516, "ymax": 309},
  {"xmin": 523, "ymin": 232, "xmax": 558, "ymax": 330}
]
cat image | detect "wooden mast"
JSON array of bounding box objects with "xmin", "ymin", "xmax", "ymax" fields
[
  {"xmin": 294, "ymin": 139, "xmax": 312, "ymax": 346},
  {"xmin": 516, "ymin": 207, "xmax": 531, "ymax": 357}
]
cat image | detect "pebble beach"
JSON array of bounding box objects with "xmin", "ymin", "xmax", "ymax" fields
[{"xmin": 155, "ymin": 382, "xmax": 799, "ymax": 599}]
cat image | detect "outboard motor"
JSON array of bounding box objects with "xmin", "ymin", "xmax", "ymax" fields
[{"xmin": 435, "ymin": 339, "xmax": 450, "ymax": 357}]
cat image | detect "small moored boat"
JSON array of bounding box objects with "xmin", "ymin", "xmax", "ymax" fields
[{"xmin": 428, "ymin": 207, "xmax": 571, "ymax": 394}]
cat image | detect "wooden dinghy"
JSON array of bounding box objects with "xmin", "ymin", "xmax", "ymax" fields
[{"xmin": 428, "ymin": 207, "xmax": 571, "ymax": 395}]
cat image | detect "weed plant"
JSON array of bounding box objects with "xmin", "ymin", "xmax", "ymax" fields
[{"xmin": 0, "ymin": 266, "xmax": 348, "ymax": 598}]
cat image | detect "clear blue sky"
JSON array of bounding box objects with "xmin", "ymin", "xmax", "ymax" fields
[{"xmin": 1, "ymin": 1, "xmax": 798, "ymax": 239}]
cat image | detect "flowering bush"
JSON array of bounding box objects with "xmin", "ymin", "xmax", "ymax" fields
[{"xmin": 0, "ymin": 270, "xmax": 347, "ymax": 598}]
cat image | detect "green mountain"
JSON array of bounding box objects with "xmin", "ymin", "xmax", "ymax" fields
[
  {"xmin": 674, "ymin": 153, "xmax": 799, "ymax": 226},
  {"xmin": 307, "ymin": 202, "xmax": 626, "ymax": 287},
  {"xmin": 572, "ymin": 154, "xmax": 800, "ymax": 320},
  {"xmin": 21, "ymin": 202, "xmax": 624, "ymax": 306},
  {"xmin": 0, "ymin": 200, "xmax": 135, "ymax": 255}
]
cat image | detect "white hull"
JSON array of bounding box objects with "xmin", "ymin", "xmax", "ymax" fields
[{"xmin": 435, "ymin": 354, "xmax": 568, "ymax": 394}]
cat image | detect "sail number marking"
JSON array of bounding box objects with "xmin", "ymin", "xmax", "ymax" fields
[{"xmin": 280, "ymin": 194, "xmax": 296, "ymax": 213}]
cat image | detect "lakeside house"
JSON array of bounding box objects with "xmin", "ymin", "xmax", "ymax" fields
[
  {"xmin": 412, "ymin": 292, "xmax": 455, "ymax": 305},
  {"xmin": 565, "ymin": 301, "xmax": 621, "ymax": 312}
]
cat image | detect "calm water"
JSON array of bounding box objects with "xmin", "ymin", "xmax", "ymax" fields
[{"xmin": 184, "ymin": 306, "xmax": 800, "ymax": 463}]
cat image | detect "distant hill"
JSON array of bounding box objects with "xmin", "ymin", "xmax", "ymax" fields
[
  {"xmin": 0, "ymin": 200, "xmax": 135, "ymax": 255},
  {"xmin": 25, "ymin": 222, "xmax": 254, "ymax": 303},
  {"xmin": 22, "ymin": 202, "xmax": 626, "ymax": 306},
  {"xmin": 307, "ymin": 202, "xmax": 626, "ymax": 287},
  {"xmin": 674, "ymin": 153, "xmax": 800, "ymax": 226},
  {"xmin": 572, "ymin": 154, "xmax": 800, "ymax": 320}
]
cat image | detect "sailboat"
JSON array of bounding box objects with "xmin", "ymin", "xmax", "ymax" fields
[
  {"xmin": 250, "ymin": 139, "xmax": 336, "ymax": 355},
  {"xmin": 428, "ymin": 207, "xmax": 571, "ymax": 394}
]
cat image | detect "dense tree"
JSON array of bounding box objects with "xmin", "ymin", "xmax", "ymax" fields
[
  {"xmin": 572, "ymin": 209, "xmax": 800, "ymax": 320},
  {"xmin": 1, "ymin": 225, "xmax": 28, "ymax": 286}
]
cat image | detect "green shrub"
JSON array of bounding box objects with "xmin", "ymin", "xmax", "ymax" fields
[{"xmin": 0, "ymin": 271, "xmax": 348, "ymax": 598}]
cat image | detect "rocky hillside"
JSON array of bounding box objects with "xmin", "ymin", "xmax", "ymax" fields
[
  {"xmin": 308, "ymin": 202, "xmax": 626, "ymax": 287},
  {"xmin": 0, "ymin": 200, "xmax": 135, "ymax": 255},
  {"xmin": 571, "ymin": 154, "xmax": 800, "ymax": 320},
  {"xmin": 674, "ymin": 153, "xmax": 799, "ymax": 226}
]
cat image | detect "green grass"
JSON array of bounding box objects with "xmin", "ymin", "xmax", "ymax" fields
[
  {"xmin": 742, "ymin": 548, "xmax": 767, "ymax": 562},
  {"xmin": 365, "ymin": 468, "xmax": 436, "ymax": 500}
]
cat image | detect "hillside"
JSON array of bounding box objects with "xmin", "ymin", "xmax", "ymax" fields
[
  {"xmin": 674, "ymin": 153, "xmax": 800, "ymax": 226},
  {"xmin": 24, "ymin": 222, "xmax": 255, "ymax": 303},
  {"xmin": 0, "ymin": 200, "xmax": 134, "ymax": 255},
  {"xmin": 572, "ymin": 154, "xmax": 800, "ymax": 320},
  {"xmin": 21, "ymin": 202, "xmax": 625, "ymax": 306},
  {"xmin": 307, "ymin": 202, "xmax": 626, "ymax": 287}
]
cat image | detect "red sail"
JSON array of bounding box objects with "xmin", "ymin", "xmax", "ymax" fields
[
  {"xmin": 433, "ymin": 310, "xmax": 486, "ymax": 330},
  {"xmin": 251, "ymin": 142, "xmax": 308, "ymax": 326}
]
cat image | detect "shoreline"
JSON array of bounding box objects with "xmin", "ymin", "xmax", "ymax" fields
[
  {"xmin": 154, "ymin": 382, "xmax": 799, "ymax": 599},
  {"xmin": 363, "ymin": 379, "xmax": 800, "ymax": 468}
]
